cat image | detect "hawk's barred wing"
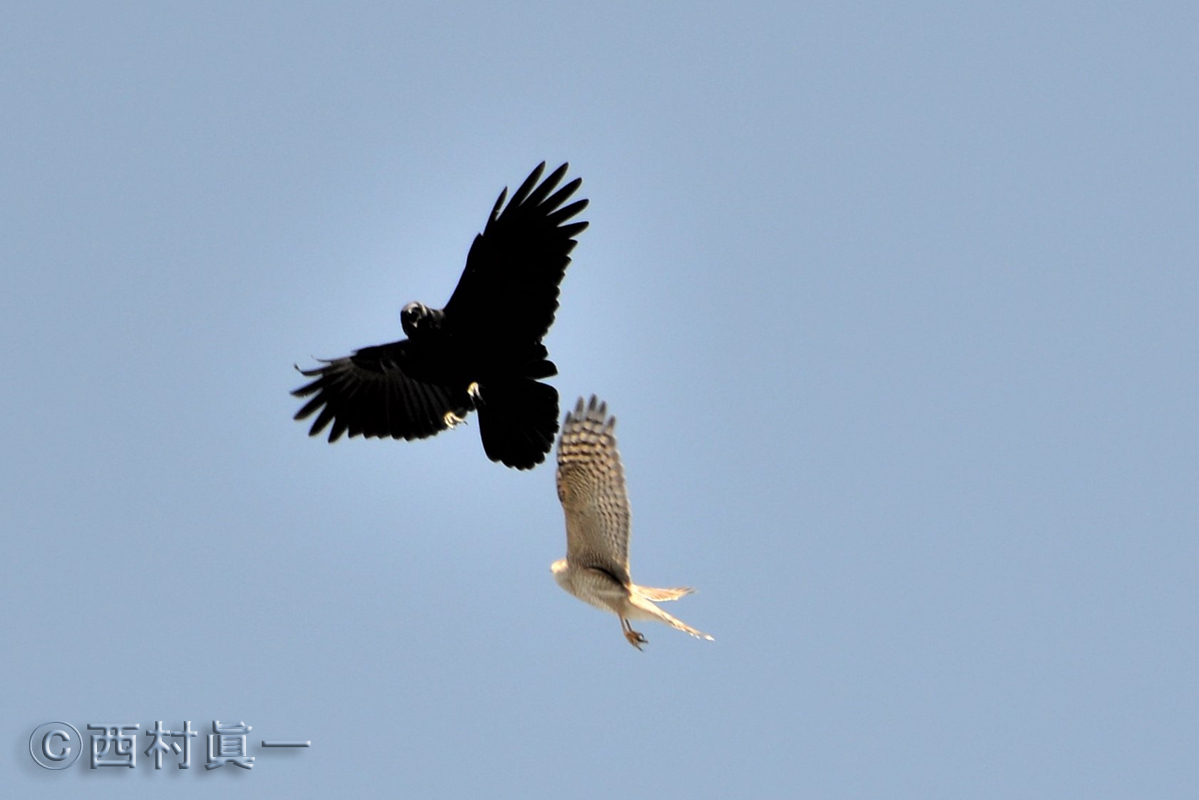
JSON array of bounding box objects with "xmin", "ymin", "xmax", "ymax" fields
[{"xmin": 555, "ymin": 396, "xmax": 632, "ymax": 585}]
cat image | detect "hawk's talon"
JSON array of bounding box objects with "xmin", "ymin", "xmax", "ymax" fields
[
  {"xmin": 443, "ymin": 410, "xmax": 467, "ymax": 429},
  {"xmin": 467, "ymin": 381, "xmax": 482, "ymax": 403},
  {"xmin": 621, "ymin": 619, "xmax": 648, "ymax": 650}
]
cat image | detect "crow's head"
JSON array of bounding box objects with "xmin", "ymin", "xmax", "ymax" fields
[
  {"xmin": 401, "ymin": 302, "xmax": 445, "ymax": 338},
  {"xmin": 400, "ymin": 302, "xmax": 427, "ymax": 335}
]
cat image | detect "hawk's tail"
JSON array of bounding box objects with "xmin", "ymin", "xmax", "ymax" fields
[
  {"xmin": 475, "ymin": 378, "xmax": 559, "ymax": 470},
  {"xmin": 633, "ymin": 585, "xmax": 694, "ymax": 602},
  {"xmin": 629, "ymin": 590, "xmax": 714, "ymax": 641},
  {"xmin": 651, "ymin": 605, "xmax": 714, "ymax": 641}
]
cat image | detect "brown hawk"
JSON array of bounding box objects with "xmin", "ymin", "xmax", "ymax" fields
[{"xmin": 552, "ymin": 396, "xmax": 713, "ymax": 650}]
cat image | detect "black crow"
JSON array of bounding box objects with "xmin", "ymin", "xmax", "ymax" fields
[{"xmin": 292, "ymin": 162, "xmax": 588, "ymax": 469}]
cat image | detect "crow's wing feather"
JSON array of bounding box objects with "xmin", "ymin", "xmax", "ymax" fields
[
  {"xmin": 443, "ymin": 162, "xmax": 588, "ymax": 346},
  {"xmin": 292, "ymin": 340, "xmax": 466, "ymax": 442}
]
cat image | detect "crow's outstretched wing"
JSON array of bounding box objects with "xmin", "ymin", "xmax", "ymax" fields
[
  {"xmin": 443, "ymin": 162, "xmax": 588, "ymax": 346},
  {"xmin": 292, "ymin": 341, "xmax": 468, "ymax": 442}
]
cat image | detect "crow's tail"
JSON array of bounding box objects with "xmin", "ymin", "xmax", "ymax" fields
[{"xmin": 475, "ymin": 378, "xmax": 559, "ymax": 469}]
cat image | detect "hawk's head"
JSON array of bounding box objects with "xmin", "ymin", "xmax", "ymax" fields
[{"xmin": 550, "ymin": 558, "xmax": 571, "ymax": 590}]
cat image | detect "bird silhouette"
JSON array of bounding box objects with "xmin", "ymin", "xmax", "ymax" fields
[{"xmin": 292, "ymin": 162, "xmax": 588, "ymax": 469}]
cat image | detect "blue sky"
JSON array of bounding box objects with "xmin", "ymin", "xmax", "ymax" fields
[{"xmin": 4, "ymin": 2, "xmax": 1196, "ymax": 798}]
